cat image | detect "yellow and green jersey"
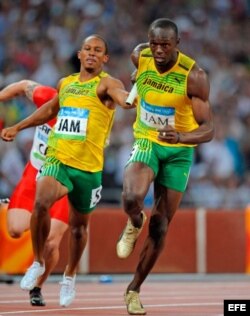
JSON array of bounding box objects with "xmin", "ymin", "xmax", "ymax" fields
[
  {"xmin": 47, "ymin": 72, "xmax": 115, "ymax": 171},
  {"xmin": 134, "ymin": 48, "xmax": 198, "ymax": 147}
]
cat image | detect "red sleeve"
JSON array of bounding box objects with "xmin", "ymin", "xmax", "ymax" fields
[
  {"xmin": 32, "ymin": 86, "xmax": 57, "ymax": 108},
  {"xmin": 32, "ymin": 85, "xmax": 58, "ymax": 127}
]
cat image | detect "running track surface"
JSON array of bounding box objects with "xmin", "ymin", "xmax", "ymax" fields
[{"xmin": 0, "ymin": 274, "xmax": 250, "ymax": 316}]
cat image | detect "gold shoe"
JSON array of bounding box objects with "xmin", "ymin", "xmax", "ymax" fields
[
  {"xmin": 116, "ymin": 211, "xmax": 147, "ymax": 259},
  {"xmin": 124, "ymin": 290, "xmax": 146, "ymax": 315}
]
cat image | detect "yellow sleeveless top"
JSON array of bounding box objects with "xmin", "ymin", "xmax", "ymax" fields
[
  {"xmin": 47, "ymin": 72, "xmax": 115, "ymax": 171},
  {"xmin": 134, "ymin": 48, "xmax": 198, "ymax": 147}
]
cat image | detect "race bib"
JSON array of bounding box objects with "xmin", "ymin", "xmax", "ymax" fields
[
  {"xmin": 54, "ymin": 107, "xmax": 89, "ymax": 140},
  {"xmin": 30, "ymin": 124, "xmax": 51, "ymax": 169},
  {"xmin": 90, "ymin": 185, "xmax": 102, "ymax": 208},
  {"xmin": 140, "ymin": 100, "xmax": 175, "ymax": 129}
]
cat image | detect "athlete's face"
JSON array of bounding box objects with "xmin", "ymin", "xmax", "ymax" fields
[
  {"xmin": 148, "ymin": 27, "xmax": 179, "ymax": 69},
  {"xmin": 78, "ymin": 36, "xmax": 109, "ymax": 72}
]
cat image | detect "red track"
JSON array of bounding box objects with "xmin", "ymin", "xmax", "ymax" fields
[{"xmin": 0, "ymin": 276, "xmax": 250, "ymax": 315}]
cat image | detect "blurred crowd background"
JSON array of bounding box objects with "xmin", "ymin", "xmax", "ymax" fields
[{"xmin": 0, "ymin": 0, "xmax": 250, "ymax": 209}]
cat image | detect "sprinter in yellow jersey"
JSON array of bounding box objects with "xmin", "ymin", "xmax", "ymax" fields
[
  {"xmin": 116, "ymin": 18, "xmax": 214, "ymax": 315},
  {"xmin": 1, "ymin": 34, "xmax": 135, "ymax": 307}
]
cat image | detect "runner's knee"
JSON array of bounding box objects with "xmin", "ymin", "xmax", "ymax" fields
[
  {"xmin": 7, "ymin": 226, "xmax": 22, "ymax": 238},
  {"xmin": 122, "ymin": 191, "xmax": 144, "ymax": 213},
  {"xmin": 70, "ymin": 224, "xmax": 88, "ymax": 241}
]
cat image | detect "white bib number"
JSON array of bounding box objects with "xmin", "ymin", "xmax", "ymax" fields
[
  {"xmin": 140, "ymin": 100, "xmax": 175, "ymax": 129},
  {"xmin": 90, "ymin": 185, "xmax": 102, "ymax": 208},
  {"xmin": 54, "ymin": 107, "xmax": 89, "ymax": 140}
]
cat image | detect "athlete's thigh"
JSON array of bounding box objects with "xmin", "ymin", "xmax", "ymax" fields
[
  {"xmin": 35, "ymin": 176, "xmax": 68, "ymax": 206},
  {"xmin": 68, "ymin": 168, "xmax": 102, "ymax": 213},
  {"xmin": 157, "ymin": 147, "xmax": 194, "ymax": 192},
  {"xmin": 38, "ymin": 156, "xmax": 71, "ymax": 205},
  {"xmin": 8, "ymin": 161, "xmax": 37, "ymax": 212},
  {"xmin": 125, "ymin": 138, "xmax": 157, "ymax": 196},
  {"xmin": 124, "ymin": 162, "xmax": 154, "ymax": 197}
]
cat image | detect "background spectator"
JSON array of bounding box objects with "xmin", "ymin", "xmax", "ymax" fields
[{"xmin": 0, "ymin": 0, "xmax": 250, "ymax": 209}]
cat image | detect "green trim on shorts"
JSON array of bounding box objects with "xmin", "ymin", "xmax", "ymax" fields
[
  {"xmin": 126, "ymin": 138, "xmax": 194, "ymax": 192},
  {"xmin": 40, "ymin": 156, "xmax": 102, "ymax": 213}
]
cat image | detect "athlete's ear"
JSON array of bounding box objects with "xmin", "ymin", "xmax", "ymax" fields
[
  {"xmin": 103, "ymin": 54, "xmax": 109, "ymax": 64},
  {"xmin": 77, "ymin": 50, "xmax": 81, "ymax": 59},
  {"xmin": 176, "ymin": 37, "xmax": 180, "ymax": 45}
]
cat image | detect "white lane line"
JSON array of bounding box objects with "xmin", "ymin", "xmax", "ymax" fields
[{"xmin": 0, "ymin": 302, "xmax": 222, "ymax": 314}]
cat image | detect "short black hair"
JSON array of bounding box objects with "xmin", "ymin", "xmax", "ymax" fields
[
  {"xmin": 149, "ymin": 18, "xmax": 179, "ymax": 38},
  {"xmin": 82, "ymin": 34, "xmax": 109, "ymax": 55}
]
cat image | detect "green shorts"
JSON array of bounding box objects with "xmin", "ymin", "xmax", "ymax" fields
[
  {"xmin": 39, "ymin": 156, "xmax": 102, "ymax": 213},
  {"xmin": 127, "ymin": 138, "xmax": 194, "ymax": 192}
]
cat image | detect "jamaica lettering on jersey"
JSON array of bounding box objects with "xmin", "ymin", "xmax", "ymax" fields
[
  {"xmin": 142, "ymin": 78, "xmax": 174, "ymax": 93},
  {"xmin": 47, "ymin": 72, "xmax": 115, "ymax": 172},
  {"xmin": 134, "ymin": 48, "xmax": 198, "ymax": 147}
]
